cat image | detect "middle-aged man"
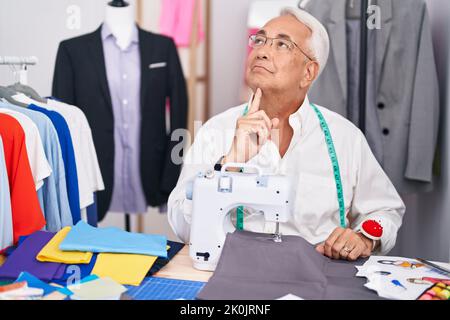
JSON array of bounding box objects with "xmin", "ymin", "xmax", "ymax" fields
[{"xmin": 168, "ymin": 7, "xmax": 405, "ymax": 261}]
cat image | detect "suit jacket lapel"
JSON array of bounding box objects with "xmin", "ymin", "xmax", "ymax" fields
[
  {"xmin": 88, "ymin": 25, "xmax": 113, "ymax": 116},
  {"xmin": 327, "ymin": 0, "xmax": 348, "ymax": 105},
  {"xmin": 375, "ymin": 0, "xmax": 393, "ymax": 95},
  {"xmin": 138, "ymin": 27, "xmax": 154, "ymax": 114}
]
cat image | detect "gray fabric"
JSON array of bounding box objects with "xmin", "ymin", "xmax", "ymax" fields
[
  {"xmin": 197, "ymin": 231, "xmax": 382, "ymax": 300},
  {"xmin": 304, "ymin": 0, "xmax": 440, "ymax": 194},
  {"xmin": 346, "ymin": 16, "xmax": 384, "ymax": 165}
]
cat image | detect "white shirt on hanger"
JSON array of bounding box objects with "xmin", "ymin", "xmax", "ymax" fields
[
  {"xmin": 45, "ymin": 99, "xmax": 105, "ymax": 209},
  {"xmin": 0, "ymin": 108, "xmax": 52, "ymax": 190},
  {"xmin": 168, "ymin": 96, "xmax": 406, "ymax": 255}
]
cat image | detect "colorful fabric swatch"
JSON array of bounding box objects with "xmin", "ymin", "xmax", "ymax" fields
[
  {"xmin": 0, "ymin": 231, "xmax": 62, "ymax": 281},
  {"xmin": 60, "ymin": 221, "xmax": 167, "ymax": 258},
  {"xmin": 37, "ymin": 227, "xmax": 92, "ymax": 264},
  {"xmin": 68, "ymin": 277, "xmax": 127, "ymax": 300},
  {"xmin": 91, "ymin": 253, "xmax": 158, "ymax": 286},
  {"xmin": 15, "ymin": 272, "xmax": 72, "ymax": 296}
]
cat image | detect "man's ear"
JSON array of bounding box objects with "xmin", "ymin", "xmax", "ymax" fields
[{"xmin": 300, "ymin": 61, "xmax": 319, "ymax": 88}]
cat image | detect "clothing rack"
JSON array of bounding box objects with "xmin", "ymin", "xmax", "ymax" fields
[{"xmin": 0, "ymin": 56, "xmax": 38, "ymax": 85}]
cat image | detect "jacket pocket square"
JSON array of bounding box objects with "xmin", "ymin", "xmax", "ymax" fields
[{"xmin": 149, "ymin": 62, "xmax": 167, "ymax": 69}]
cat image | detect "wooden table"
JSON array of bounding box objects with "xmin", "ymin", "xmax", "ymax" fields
[{"xmin": 154, "ymin": 246, "xmax": 213, "ymax": 282}]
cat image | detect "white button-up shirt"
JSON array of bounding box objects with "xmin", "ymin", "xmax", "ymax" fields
[{"xmin": 168, "ymin": 96, "xmax": 405, "ymax": 255}]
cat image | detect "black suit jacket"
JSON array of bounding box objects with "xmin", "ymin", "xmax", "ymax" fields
[{"xmin": 52, "ymin": 26, "xmax": 188, "ymax": 221}]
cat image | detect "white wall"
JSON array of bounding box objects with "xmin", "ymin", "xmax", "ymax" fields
[
  {"xmin": 0, "ymin": 0, "xmax": 115, "ymax": 95},
  {"xmin": 210, "ymin": 0, "xmax": 254, "ymax": 116}
]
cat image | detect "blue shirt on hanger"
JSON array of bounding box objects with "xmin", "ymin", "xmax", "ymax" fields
[
  {"xmin": 28, "ymin": 104, "xmax": 81, "ymax": 224},
  {"xmin": 0, "ymin": 136, "xmax": 13, "ymax": 251},
  {"xmin": 0, "ymin": 101, "xmax": 72, "ymax": 231}
]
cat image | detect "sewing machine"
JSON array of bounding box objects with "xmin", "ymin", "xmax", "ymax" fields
[{"xmin": 186, "ymin": 163, "xmax": 291, "ymax": 271}]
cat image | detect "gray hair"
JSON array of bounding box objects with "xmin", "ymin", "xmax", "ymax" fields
[{"xmin": 280, "ymin": 7, "xmax": 330, "ymax": 78}]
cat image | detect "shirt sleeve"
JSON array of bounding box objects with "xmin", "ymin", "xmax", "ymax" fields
[
  {"xmin": 349, "ymin": 130, "xmax": 406, "ymax": 255},
  {"xmin": 25, "ymin": 120, "xmax": 52, "ymax": 191},
  {"xmin": 167, "ymin": 124, "xmax": 223, "ymax": 243}
]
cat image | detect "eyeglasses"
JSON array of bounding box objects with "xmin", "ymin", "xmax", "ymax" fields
[{"xmin": 248, "ymin": 34, "xmax": 315, "ymax": 61}]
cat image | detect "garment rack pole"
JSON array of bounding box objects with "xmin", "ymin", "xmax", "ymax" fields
[
  {"xmin": 0, "ymin": 56, "xmax": 38, "ymax": 85},
  {"xmin": 359, "ymin": 0, "xmax": 368, "ymax": 134}
]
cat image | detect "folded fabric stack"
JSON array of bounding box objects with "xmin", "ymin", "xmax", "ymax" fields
[
  {"xmin": 0, "ymin": 221, "xmax": 177, "ymax": 299},
  {"xmin": 356, "ymin": 256, "xmax": 450, "ymax": 300}
]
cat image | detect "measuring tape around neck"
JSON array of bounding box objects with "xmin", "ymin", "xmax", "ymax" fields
[
  {"xmin": 237, "ymin": 103, "xmax": 347, "ymax": 230},
  {"xmin": 310, "ymin": 103, "xmax": 346, "ymax": 228}
]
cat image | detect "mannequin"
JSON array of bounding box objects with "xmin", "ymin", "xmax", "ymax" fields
[
  {"xmin": 53, "ymin": 0, "xmax": 188, "ymax": 227},
  {"xmin": 105, "ymin": 0, "xmax": 135, "ymax": 50}
]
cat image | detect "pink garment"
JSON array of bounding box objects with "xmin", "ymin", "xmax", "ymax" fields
[{"xmin": 159, "ymin": 0, "xmax": 205, "ymax": 48}]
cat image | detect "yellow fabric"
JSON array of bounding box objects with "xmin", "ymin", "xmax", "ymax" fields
[
  {"xmin": 91, "ymin": 253, "xmax": 158, "ymax": 286},
  {"xmin": 0, "ymin": 255, "xmax": 5, "ymax": 267},
  {"xmin": 91, "ymin": 246, "xmax": 170, "ymax": 287},
  {"xmin": 37, "ymin": 227, "xmax": 93, "ymax": 264}
]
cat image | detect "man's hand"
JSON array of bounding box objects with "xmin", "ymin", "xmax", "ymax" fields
[
  {"xmin": 223, "ymin": 88, "xmax": 280, "ymax": 164},
  {"xmin": 315, "ymin": 227, "xmax": 374, "ymax": 261}
]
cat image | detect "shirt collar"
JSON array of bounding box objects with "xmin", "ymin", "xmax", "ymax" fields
[
  {"xmin": 101, "ymin": 23, "xmax": 139, "ymax": 45},
  {"xmin": 288, "ymin": 95, "xmax": 310, "ymax": 137}
]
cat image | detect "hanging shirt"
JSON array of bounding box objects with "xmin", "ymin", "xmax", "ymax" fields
[
  {"xmin": 45, "ymin": 99, "xmax": 105, "ymax": 209},
  {"xmin": 0, "ymin": 113, "xmax": 46, "ymax": 244},
  {"xmin": 0, "ymin": 101, "xmax": 72, "ymax": 232},
  {"xmin": 28, "ymin": 104, "xmax": 81, "ymax": 224},
  {"xmin": 0, "ymin": 137, "xmax": 13, "ymax": 251},
  {"xmin": 168, "ymin": 96, "xmax": 406, "ymax": 255},
  {"xmin": 159, "ymin": 0, "xmax": 205, "ymax": 47},
  {"xmin": 101, "ymin": 23, "xmax": 147, "ymax": 214},
  {"xmin": 0, "ymin": 108, "xmax": 52, "ymax": 191}
]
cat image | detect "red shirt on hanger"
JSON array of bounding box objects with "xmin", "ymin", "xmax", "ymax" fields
[{"xmin": 0, "ymin": 113, "xmax": 46, "ymax": 244}]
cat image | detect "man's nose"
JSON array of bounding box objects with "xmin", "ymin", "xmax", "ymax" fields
[{"xmin": 256, "ymin": 44, "xmax": 272, "ymax": 60}]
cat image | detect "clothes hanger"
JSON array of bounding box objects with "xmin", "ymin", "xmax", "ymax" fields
[
  {"xmin": 8, "ymin": 83, "xmax": 47, "ymax": 103},
  {"xmin": 0, "ymin": 86, "xmax": 28, "ymax": 108}
]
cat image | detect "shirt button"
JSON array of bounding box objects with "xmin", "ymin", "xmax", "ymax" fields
[
  {"xmin": 124, "ymin": 124, "xmax": 129, "ymax": 130},
  {"xmin": 382, "ymin": 128, "xmax": 390, "ymax": 136},
  {"xmin": 122, "ymin": 74, "xmax": 128, "ymax": 80},
  {"xmin": 377, "ymin": 103, "xmax": 385, "ymax": 110},
  {"xmin": 123, "ymin": 99, "xmax": 128, "ymax": 106}
]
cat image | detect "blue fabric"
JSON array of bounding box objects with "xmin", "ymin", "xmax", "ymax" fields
[
  {"xmin": 2, "ymin": 235, "xmax": 27, "ymax": 257},
  {"xmin": 29, "ymin": 104, "xmax": 80, "ymax": 224},
  {"xmin": 60, "ymin": 221, "xmax": 168, "ymax": 258},
  {"xmin": 0, "ymin": 136, "xmax": 13, "ymax": 252},
  {"xmin": 51, "ymin": 253, "xmax": 98, "ymax": 286},
  {"xmin": 0, "ymin": 101, "xmax": 72, "ymax": 231},
  {"xmin": 86, "ymin": 192, "xmax": 98, "ymax": 227},
  {"xmin": 15, "ymin": 272, "xmax": 72, "ymax": 296},
  {"xmin": 147, "ymin": 241, "xmax": 185, "ymax": 276}
]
